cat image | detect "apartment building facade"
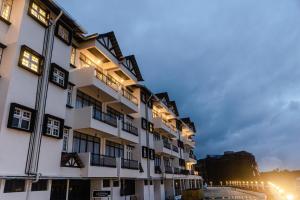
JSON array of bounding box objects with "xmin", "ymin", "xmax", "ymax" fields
[{"xmin": 0, "ymin": 0, "xmax": 202, "ymax": 200}]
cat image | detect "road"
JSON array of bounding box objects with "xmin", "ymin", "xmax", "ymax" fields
[{"xmin": 204, "ymin": 187, "xmax": 266, "ymax": 200}]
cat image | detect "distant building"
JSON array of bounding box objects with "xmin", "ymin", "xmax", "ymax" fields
[{"xmin": 196, "ymin": 151, "xmax": 259, "ymax": 185}]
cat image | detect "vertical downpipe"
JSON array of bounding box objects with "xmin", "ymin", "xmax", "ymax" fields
[
  {"xmin": 25, "ymin": 10, "xmax": 63, "ymax": 177},
  {"xmin": 145, "ymin": 94, "xmax": 152, "ymax": 200}
]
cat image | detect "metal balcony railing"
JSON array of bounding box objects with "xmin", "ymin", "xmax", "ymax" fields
[
  {"xmin": 173, "ymin": 167, "xmax": 180, "ymax": 174},
  {"xmin": 92, "ymin": 109, "xmax": 118, "ymax": 127},
  {"xmin": 121, "ymin": 88, "xmax": 138, "ymax": 105},
  {"xmin": 163, "ymin": 141, "xmax": 171, "ymax": 150},
  {"xmin": 121, "ymin": 158, "xmax": 139, "ymax": 170},
  {"xmin": 122, "ymin": 121, "xmax": 138, "ymax": 136},
  {"xmin": 164, "ymin": 166, "xmax": 173, "ymax": 174},
  {"xmin": 172, "ymin": 145, "xmax": 179, "ymax": 153},
  {"xmin": 90, "ymin": 154, "xmax": 116, "ymax": 168},
  {"xmin": 155, "ymin": 166, "xmax": 162, "ymax": 174}
]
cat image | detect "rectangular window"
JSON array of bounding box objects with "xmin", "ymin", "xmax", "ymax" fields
[
  {"xmin": 148, "ymin": 149, "xmax": 155, "ymax": 160},
  {"xmin": 126, "ymin": 145, "xmax": 133, "ymax": 160},
  {"xmin": 105, "ymin": 141, "xmax": 124, "ymax": 158},
  {"xmin": 55, "ymin": 23, "xmax": 71, "ymax": 45},
  {"xmin": 142, "ymin": 146, "xmax": 148, "ymax": 158},
  {"xmin": 113, "ymin": 180, "xmax": 119, "ymax": 187},
  {"xmin": 0, "ymin": 0, "xmax": 13, "ymax": 22},
  {"xmin": 154, "ymin": 155, "xmax": 161, "ymax": 167},
  {"xmin": 70, "ymin": 46, "xmax": 76, "ymax": 66},
  {"xmin": 72, "ymin": 132, "xmax": 100, "ymax": 154},
  {"xmin": 0, "ymin": 43, "xmax": 6, "ymax": 64},
  {"xmin": 29, "ymin": 2, "xmax": 49, "ymax": 26},
  {"xmin": 66, "ymin": 83, "xmax": 73, "ymax": 107},
  {"xmin": 50, "ymin": 63, "xmax": 69, "ymax": 89},
  {"xmin": 148, "ymin": 122, "xmax": 154, "ymax": 133},
  {"xmin": 107, "ymin": 106, "xmax": 124, "ymax": 121},
  {"xmin": 153, "ymin": 133, "xmax": 160, "ymax": 141},
  {"xmin": 62, "ymin": 128, "xmax": 69, "ymax": 152},
  {"xmin": 31, "ymin": 180, "xmax": 48, "ymax": 191},
  {"xmin": 18, "ymin": 45, "xmax": 43, "ymax": 75},
  {"xmin": 103, "ymin": 180, "xmax": 110, "ymax": 188},
  {"xmin": 141, "ymin": 118, "xmax": 147, "ymax": 130},
  {"xmin": 4, "ymin": 179, "xmax": 25, "ymax": 193},
  {"xmin": 43, "ymin": 114, "xmax": 64, "ymax": 139},
  {"xmin": 7, "ymin": 103, "xmax": 36, "ymax": 132}
]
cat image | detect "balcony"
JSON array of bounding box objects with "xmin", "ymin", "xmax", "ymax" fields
[
  {"xmin": 183, "ymin": 152, "xmax": 197, "ymax": 164},
  {"xmin": 120, "ymin": 121, "xmax": 139, "ymax": 144},
  {"xmin": 164, "ymin": 166, "xmax": 173, "ymax": 174},
  {"xmin": 90, "ymin": 154, "xmax": 116, "ymax": 168},
  {"xmin": 155, "ymin": 166, "xmax": 162, "ymax": 174},
  {"xmin": 152, "ymin": 117, "xmax": 178, "ymax": 138},
  {"xmin": 78, "ymin": 152, "xmax": 118, "ymax": 177},
  {"xmin": 73, "ymin": 106, "xmax": 118, "ymax": 137},
  {"xmin": 154, "ymin": 140, "xmax": 173, "ymax": 156},
  {"xmin": 172, "ymin": 145, "xmax": 179, "ymax": 153},
  {"xmin": 122, "ymin": 121, "xmax": 138, "ymax": 136},
  {"xmin": 121, "ymin": 158, "xmax": 139, "ymax": 170},
  {"xmin": 182, "ymin": 136, "xmax": 195, "ymax": 147},
  {"xmin": 70, "ymin": 66, "xmax": 138, "ymax": 113},
  {"xmin": 173, "ymin": 167, "xmax": 180, "ymax": 174},
  {"xmin": 120, "ymin": 158, "xmax": 140, "ymax": 178}
]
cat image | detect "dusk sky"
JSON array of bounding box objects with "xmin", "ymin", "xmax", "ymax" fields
[{"xmin": 57, "ymin": 0, "xmax": 300, "ymax": 171}]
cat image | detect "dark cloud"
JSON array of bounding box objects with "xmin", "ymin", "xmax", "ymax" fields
[{"xmin": 57, "ymin": 0, "xmax": 300, "ymax": 171}]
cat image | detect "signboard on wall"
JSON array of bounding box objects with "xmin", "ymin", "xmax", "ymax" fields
[{"xmin": 92, "ymin": 190, "xmax": 111, "ymax": 198}]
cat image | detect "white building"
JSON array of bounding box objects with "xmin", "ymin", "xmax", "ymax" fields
[{"xmin": 0, "ymin": 0, "xmax": 202, "ymax": 199}]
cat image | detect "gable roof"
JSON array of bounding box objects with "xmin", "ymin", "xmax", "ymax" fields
[
  {"xmin": 97, "ymin": 31, "xmax": 123, "ymax": 60},
  {"xmin": 123, "ymin": 55, "xmax": 144, "ymax": 81},
  {"xmin": 155, "ymin": 92, "xmax": 179, "ymax": 116},
  {"xmin": 181, "ymin": 117, "xmax": 196, "ymax": 133},
  {"xmin": 156, "ymin": 92, "xmax": 170, "ymax": 104},
  {"xmin": 168, "ymin": 101, "xmax": 179, "ymax": 116}
]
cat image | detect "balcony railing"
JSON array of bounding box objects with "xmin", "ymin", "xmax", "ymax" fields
[
  {"xmin": 92, "ymin": 109, "xmax": 118, "ymax": 127},
  {"xmin": 90, "ymin": 154, "xmax": 117, "ymax": 168},
  {"xmin": 95, "ymin": 69, "xmax": 119, "ymax": 91},
  {"xmin": 173, "ymin": 167, "xmax": 180, "ymax": 174},
  {"xmin": 155, "ymin": 166, "xmax": 162, "ymax": 174},
  {"xmin": 122, "ymin": 88, "xmax": 138, "ymax": 105},
  {"xmin": 164, "ymin": 166, "xmax": 173, "ymax": 174},
  {"xmin": 95, "ymin": 69, "xmax": 138, "ymax": 105},
  {"xmin": 172, "ymin": 145, "xmax": 179, "ymax": 153},
  {"xmin": 122, "ymin": 121, "xmax": 138, "ymax": 136},
  {"xmin": 163, "ymin": 141, "xmax": 171, "ymax": 150},
  {"xmin": 181, "ymin": 169, "xmax": 190, "ymax": 175},
  {"xmin": 121, "ymin": 158, "xmax": 139, "ymax": 170}
]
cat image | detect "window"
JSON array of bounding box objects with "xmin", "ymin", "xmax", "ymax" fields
[
  {"xmin": 107, "ymin": 106, "xmax": 124, "ymax": 121},
  {"xmin": 148, "ymin": 122, "xmax": 154, "ymax": 133},
  {"xmin": 50, "ymin": 63, "xmax": 69, "ymax": 89},
  {"xmin": 62, "ymin": 128, "xmax": 69, "ymax": 152},
  {"xmin": 103, "ymin": 180, "xmax": 110, "ymax": 188},
  {"xmin": 142, "ymin": 146, "xmax": 148, "ymax": 158},
  {"xmin": 126, "ymin": 145, "xmax": 133, "ymax": 160},
  {"xmin": 141, "ymin": 118, "xmax": 147, "ymax": 130},
  {"xmin": 0, "ymin": 43, "xmax": 6, "ymax": 64},
  {"xmin": 113, "ymin": 180, "xmax": 119, "ymax": 187},
  {"xmin": 144, "ymin": 180, "xmax": 148, "ymax": 185},
  {"xmin": 18, "ymin": 45, "xmax": 43, "ymax": 75},
  {"xmin": 76, "ymin": 91, "xmax": 102, "ymax": 119},
  {"xmin": 43, "ymin": 114, "xmax": 64, "ymax": 139},
  {"xmin": 148, "ymin": 149, "xmax": 155, "ymax": 160},
  {"xmin": 31, "ymin": 180, "xmax": 48, "ymax": 191},
  {"xmin": 29, "ymin": 2, "xmax": 49, "ymax": 26},
  {"xmin": 66, "ymin": 83, "xmax": 74, "ymax": 107},
  {"xmin": 154, "ymin": 155, "xmax": 161, "ymax": 167},
  {"xmin": 70, "ymin": 46, "xmax": 76, "ymax": 66},
  {"xmin": 4, "ymin": 179, "xmax": 25, "ymax": 193},
  {"xmin": 154, "ymin": 133, "xmax": 160, "ymax": 141},
  {"xmin": 140, "ymin": 91, "xmax": 146, "ymax": 103},
  {"xmin": 120, "ymin": 179, "xmax": 135, "ymax": 196},
  {"xmin": 7, "ymin": 103, "xmax": 36, "ymax": 132},
  {"xmin": 0, "ymin": 0, "xmax": 13, "ymax": 23},
  {"xmin": 105, "ymin": 141, "xmax": 124, "ymax": 158},
  {"xmin": 73, "ymin": 132, "xmax": 100, "ymax": 154},
  {"xmin": 161, "ymin": 179, "xmax": 164, "ymax": 185},
  {"xmin": 55, "ymin": 23, "xmax": 71, "ymax": 45}
]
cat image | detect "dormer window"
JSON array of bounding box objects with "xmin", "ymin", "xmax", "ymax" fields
[
  {"xmin": 0, "ymin": 0, "xmax": 13, "ymax": 23},
  {"xmin": 29, "ymin": 2, "xmax": 49, "ymax": 27},
  {"xmin": 55, "ymin": 23, "xmax": 71, "ymax": 45}
]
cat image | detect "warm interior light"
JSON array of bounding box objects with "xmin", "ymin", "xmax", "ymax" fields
[{"xmin": 286, "ymin": 194, "xmax": 294, "ymax": 200}]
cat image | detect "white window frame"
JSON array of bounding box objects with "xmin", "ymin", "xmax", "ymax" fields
[
  {"xmin": 126, "ymin": 146, "xmax": 133, "ymax": 160},
  {"xmin": 46, "ymin": 118, "xmax": 60, "ymax": 137},
  {"xmin": 62, "ymin": 128, "xmax": 69, "ymax": 152},
  {"xmin": 70, "ymin": 46, "xmax": 76, "ymax": 65},
  {"xmin": 0, "ymin": 0, "xmax": 13, "ymax": 21},
  {"xmin": 21, "ymin": 50, "xmax": 40, "ymax": 73},
  {"xmin": 12, "ymin": 107, "xmax": 31, "ymax": 130},
  {"xmin": 30, "ymin": 2, "xmax": 48, "ymax": 26},
  {"xmin": 66, "ymin": 84, "xmax": 73, "ymax": 106},
  {"xmin": 52, "ymin": 67, "xmax": 65, "ymax": 86}
]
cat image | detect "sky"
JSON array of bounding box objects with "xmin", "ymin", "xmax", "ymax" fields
[{"xmin": 57, "ymin": 0, "xmax": 300, "ymax": 171}]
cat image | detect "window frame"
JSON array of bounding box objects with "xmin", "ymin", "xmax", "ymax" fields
[
  {"xmin": 62, "ymin": 128, "xmax": 69, "ymax": 152},
  {"xmin": 141, "ymin": 118, "xmax": 148, "ymax": 130},
  {"xmin": 7, "ymin": 103, "xmax": 36, "ymax": 132},
  {"xmin": 28, "ymin": 1, "xmax": 49, "ymax": 27},
  {"xmin": 31, "ymin": 180, "xmax": 48, "ymax": 191},
  {"xmin": 18, "ymin": 45, "xmax": 44, "ymax": 75},
  {"xmin": 0, "ymin": 0, "xmax": 13, "ymax": 25},
  {"xmin": 49, "ymin": 63, "xmax": 69, "ymax": 89},
  {"xmin": 70, "ymin": 46, "xmax": 77, "ymax": 67},
  {"xmin": 142, "ymin": 146, "xmax": 148, "ymax": 158},
  {"xmin": 4, "ymin": 179, "xmax": 25, "ymax": 193},
  {"xmin": 55, "ymin": 22, "xmax": 72, "ymax": 45},
  {"xmin": 43, "ymin": 114, "xmax": 64, "ymax": 139},
  {"xmin": 66, "ymin": 82, "xmax": 74, "ymax": 108}
]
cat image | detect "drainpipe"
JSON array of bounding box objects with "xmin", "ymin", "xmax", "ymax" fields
[
  {"xmin": 25, "ymin": 10, "xmax": 63, "ymax": 200},
  {"xmin": 145, "ymin": 93, "xmax": 153, "ymax": 200}
]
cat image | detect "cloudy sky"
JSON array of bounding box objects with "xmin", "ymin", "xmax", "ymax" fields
[{"xmin": 57, "ymin": 0, "xmax": 300, "ymax": 171}]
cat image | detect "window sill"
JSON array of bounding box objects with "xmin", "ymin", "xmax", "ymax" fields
[{"xmin": 0, "ymin": 16, "xmax": 11, "ymax": 25}]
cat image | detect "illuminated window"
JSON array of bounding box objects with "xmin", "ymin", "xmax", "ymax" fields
[
  {"xmin": 70, "ymin": 46, "xmax": 76, "ymax": 66},
  {"xmin": 18, "ymin": 45, "xmax": 43, "ymax": 75},
  {"xmin": 56, "ymin": 24, "xmax": 71, "ymax": 44},
  {"xmin": 0, "ymin": 0, "xmax": 13, "ymax": 22},
  {"xmin": 46, "ymin": 118, "xmax": 60, "ymax": 137},
  {"xmin": 29, "ymin": 2, "xmax": 49, "ymax": 26}
]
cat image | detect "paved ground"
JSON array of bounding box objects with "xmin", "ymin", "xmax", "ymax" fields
[{"xmin": 204, "ymin": 187, "xmax": 266, "ymax": 200}]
